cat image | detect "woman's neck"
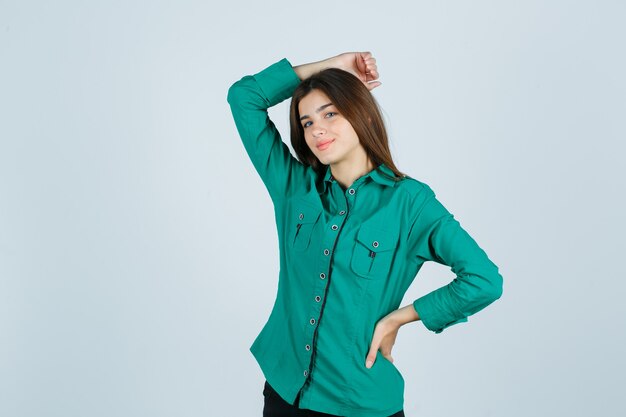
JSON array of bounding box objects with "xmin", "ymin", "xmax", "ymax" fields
[{"xmin": 330, "ymin": 157, "xmax": 376, "ymax": 190}]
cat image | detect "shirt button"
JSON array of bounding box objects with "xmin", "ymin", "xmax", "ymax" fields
[
  {"xmin": 339, "ymin": 210, "xmax": 346, "ymax": 215},
  {"xmin": 331, "ymin": 224, "xmax": 338, "ymax": 230},
  {"xmin": 372, "ymin": 241, "xmax": 379, "ymax": 248},
  {"xmin": 315, "ymin": 296, "xmax": 321, "ymax": 302},
  {"xmin": 348, "ymin": 188, "xmax": 355, "ymax": 195},
  {"xmin": 299, "ymin": 213, "xmax": 304, "ymax": 220},
  {"xmin": 323, "ymin": 249, "xmax": 330, "ymax": 256},
  {"xmin": 304, "ymin": 370, "xmax": 309, "ymax": 377},
  {"xmin": 310, "ymin": 318, "xmax": 316, "ymax": 325},
  {"xmin": 320, "ymin": 272, "xmax": 326, "ymax": 279},
  {"xmin": 305, "ymin": 344, "xmax": 311, "ymax": 351}
]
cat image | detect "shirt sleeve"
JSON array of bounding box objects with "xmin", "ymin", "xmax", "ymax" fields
[
  {"xmin": 409, "ymin": 186, "xmax": 504, "ymax": 334},
  {"xmin": 226, "ymin": 58, "xmax": 308, "ymax": 203}
]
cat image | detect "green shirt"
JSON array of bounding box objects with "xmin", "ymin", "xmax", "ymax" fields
[{"xmin": 227, "ymin": 58, "xmax": 503, "ymax": 417}]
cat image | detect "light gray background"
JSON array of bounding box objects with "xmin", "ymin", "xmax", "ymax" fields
[{"xmin": 1, "ymin": 1, "xmax": 624, "ymax": 416}]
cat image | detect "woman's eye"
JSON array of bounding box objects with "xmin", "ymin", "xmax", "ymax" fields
[
  {"xmin": 303, "ymin": 121, "xmax": 312, "ymax": 128},
  {"xmin": 325, "ymin": 112, "xmax": 336, "ymax": 118}
]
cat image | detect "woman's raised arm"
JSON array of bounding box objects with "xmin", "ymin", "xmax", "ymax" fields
[
  {"xmin": 226, "ymin": 58, "xmax": 308, "ymax": 202},
  {"xmin": 293, "ymin": 52, "xmax": 382, "ymax": 90},
  {"xmin": 226, "ymin": 52, "xmax": 381, "ymax": 203}
]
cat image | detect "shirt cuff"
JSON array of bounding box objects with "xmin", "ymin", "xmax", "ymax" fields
[
  {"xmin": 253, "ymin": 58, "xmax": 302, "ymax": 106},
  {"xmin": 413, "ymin": 295, "xmax": 469, "ymax": 334}
]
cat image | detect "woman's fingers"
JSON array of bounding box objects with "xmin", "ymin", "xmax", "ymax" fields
[
  {"xmin": 365, "ymin": 80, "xmax": 382, "ymax": 91},
  {"xmin": 366, "ymin": 68, "xmax": 379, "ymax": 81},
  {"xmin": 365, "ymin": 64, "xmax": 378, "ymax": 76},
  {"xmin": 355, "ymin": 53, "xmax": 368, "ymax": 79},
  {"xmin": 365, "ymin": 338, "xmax": 381, "ymax": 368},
  {"xmin": 359, "ymin": 51, "xmax": 373, "ymax": 62},
  {"xmin": 381, "ymin": 349, "xmax": 394, "ymax": 363},
  {"xmin": 365, "ymin": 318, "xmax": 399, "ymax": 368},
  {"xmin": 335, "ymin": 51, "xmax": 381, "ymax": 90},
  {"xmin": 361, "ymin": 56, "xmax": 379, "ymax": 85}
]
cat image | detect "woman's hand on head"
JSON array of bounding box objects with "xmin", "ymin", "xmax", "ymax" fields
[{"xmin": 332, "ymin": 51, "xmax": 381, "ymax": 91}]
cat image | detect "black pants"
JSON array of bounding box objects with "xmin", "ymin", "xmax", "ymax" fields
[{"xmin": 263, "ymin": 380, "xmax": 405, "ymax": 417}]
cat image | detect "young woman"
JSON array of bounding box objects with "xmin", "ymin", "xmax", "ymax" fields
[{"xmin": 227, "ymin": 51, "xmax": 503, "ymax": 417}]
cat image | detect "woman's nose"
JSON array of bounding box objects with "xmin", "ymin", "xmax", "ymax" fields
[{"xmin": 313, "ymin": 125, "xmax": 327, "ymax": 137}]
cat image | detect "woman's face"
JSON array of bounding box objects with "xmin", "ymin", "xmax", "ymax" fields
[{"xmin": 298, "ymin": 89, "xmax": 365, "ymax": 166}]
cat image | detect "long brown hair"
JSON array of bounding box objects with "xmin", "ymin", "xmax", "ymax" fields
[{"xmin": 288, "ymin": 68, "xmax": 406, "ymax": 182}]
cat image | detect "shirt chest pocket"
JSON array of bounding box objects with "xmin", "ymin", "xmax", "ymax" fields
[
  {"xmin": 292, "ymin": 202, "xmax": 323, "ymax": 251},
  {"xmin": 351, "ymin": 225, "xmax": 398, "ymax": 279}
]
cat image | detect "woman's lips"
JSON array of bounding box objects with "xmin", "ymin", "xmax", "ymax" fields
[{"xmin": 317, "ymin": 139, "xmax": 335, "ymax": 151}]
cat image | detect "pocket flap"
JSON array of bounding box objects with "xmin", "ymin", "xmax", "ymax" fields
[{"xmin": 356, "ymin": 225, "xmax": 397, "ymax": 252}]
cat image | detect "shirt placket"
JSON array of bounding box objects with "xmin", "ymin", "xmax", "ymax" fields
[{"xmin": 298, "ymin": 177, "xmax": 364, "ymax": 396}]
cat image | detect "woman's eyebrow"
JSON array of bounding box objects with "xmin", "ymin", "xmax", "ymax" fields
[{"xmin": 299, "ymin": 103, "xmax": 334, "ymax": 121}]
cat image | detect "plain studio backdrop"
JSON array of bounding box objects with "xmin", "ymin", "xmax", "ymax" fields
[{"xmin": 1, "ymin": 1, "xmax": 624, "ymax": 416}]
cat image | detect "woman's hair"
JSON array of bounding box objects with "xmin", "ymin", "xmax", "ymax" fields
[{"xmin": 288, "ymin": 68, "xmax": 406, "ymax": 182}]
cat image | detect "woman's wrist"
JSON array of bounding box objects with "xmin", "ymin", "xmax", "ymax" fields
[
  {"xmin": 386, "ymin": 304, "xmax": 420, "ymax": 328},
  {"xmin": 292, "ymin": 55, "xmax": 340, "ymax": 81}
]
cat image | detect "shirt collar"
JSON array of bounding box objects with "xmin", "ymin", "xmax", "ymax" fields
[{"xmin": 323, "ymin": 162, "xmax": 397, "ymax": 192}]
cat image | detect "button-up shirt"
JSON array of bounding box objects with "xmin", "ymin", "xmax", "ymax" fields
[{"xmin": 227, "ymin": 58, "xmax": 504, "ymax": 417}]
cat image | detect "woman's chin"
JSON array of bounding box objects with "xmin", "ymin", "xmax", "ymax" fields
[{"xmin": 316, "ymin": 155, "xmax": 331, "ymax": 165}]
